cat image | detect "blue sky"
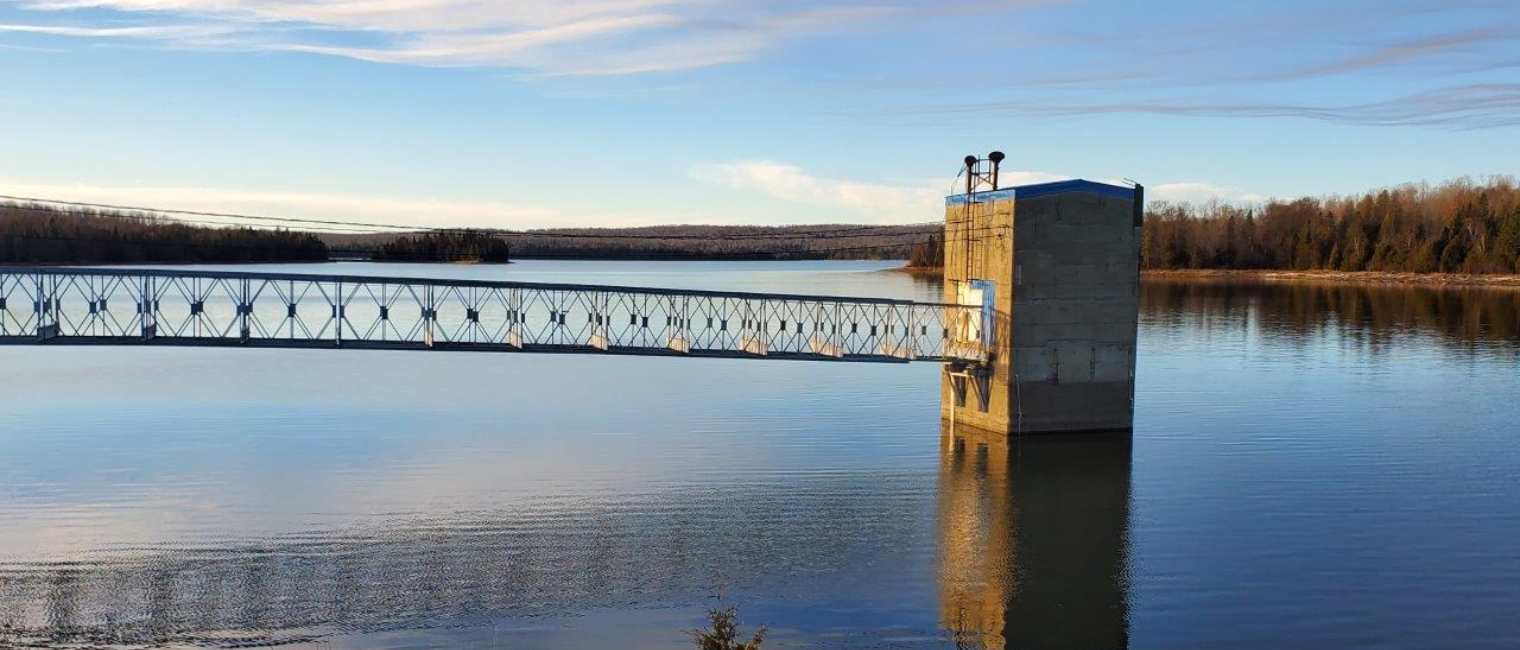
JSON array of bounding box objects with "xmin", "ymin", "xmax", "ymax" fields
[{"xmin": 0, "ymin": 0, "xmax": 1516, "ymax": 228}]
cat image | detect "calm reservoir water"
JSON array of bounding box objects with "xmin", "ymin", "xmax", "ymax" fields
[{"xmin": 1, "ymin": 261, "xmax": 1518, "ymax": 649}]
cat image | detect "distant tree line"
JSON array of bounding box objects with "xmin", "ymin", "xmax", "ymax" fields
[
  {"xmin": 323, "ymin": 224, "xmax": 934, "ymax": 261},
  {"xmin": 1143, "ymin": 177, "xmax": 1520, "ymax": 273},
  {"xmin": 11, "ymin": 177, "xmax": 1517, "ymax": 273},
  {"xmin": 0, "ymin": 202, "xmax": 327, "ymax": 264},
  {"xmin": 372, "ymin": 231, "xmax": 512, "ymax": 263},
  {"xmin": 499, "ymin": 225, "xmax": 929, "ymax": 260}
]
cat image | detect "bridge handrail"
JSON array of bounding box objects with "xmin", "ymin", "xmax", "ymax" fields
[{"xmin": 0, "ymin": 266, "xmax": 960, "ymax": 308}]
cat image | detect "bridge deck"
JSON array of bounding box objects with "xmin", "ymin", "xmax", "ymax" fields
[{"xmin": 0, "ymin": 267, "xmax": 987, "ymax": 363}]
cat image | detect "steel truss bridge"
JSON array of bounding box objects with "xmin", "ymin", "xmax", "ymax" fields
[{"xmin": 0, "ymin": 267, "xmax": 988, "ymax": 364}]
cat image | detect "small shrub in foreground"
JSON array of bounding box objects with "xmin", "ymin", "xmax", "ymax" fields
[{"xmin": 686, "ymin": 604, "xmax": 766, "ymax": 650}]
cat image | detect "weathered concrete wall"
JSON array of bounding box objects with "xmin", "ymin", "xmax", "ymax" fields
[
  {"xmin": 1010, "ymin": 191, "xmax": 1139, "ymax": 433},
  {"xmin": 941, "ymin": 182, "xmax": 1140, "ymax": 435},
  {"xmin": 940, "ymin": 193, "xmax": 1015, "ymax": 434}
]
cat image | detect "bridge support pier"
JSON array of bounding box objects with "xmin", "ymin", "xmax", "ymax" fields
[{"xmin": 941, "ymin": 169, "xmax": 1143, "ymax": 436}]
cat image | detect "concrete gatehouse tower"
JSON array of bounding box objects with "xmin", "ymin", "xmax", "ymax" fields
[{"xmin": 941, "ymin": 154, "xmax": 1143, "ymax": 435}]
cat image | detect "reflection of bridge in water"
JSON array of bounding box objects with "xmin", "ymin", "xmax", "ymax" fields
[
  {"xmin": 0, "ymin": 423, "xmax": 1131, "ymax": 649},
  {"xmin": 0, "ymin": 267, "xmax": 986, "ymax": 364}
]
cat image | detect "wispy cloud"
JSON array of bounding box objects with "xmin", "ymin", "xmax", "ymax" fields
[
  {"xmin": 692, "ymin": 160, "xmax": 1258, "ymax": 218},
  {"xmin": 1264, "ymin": 27, "xmax": 1509, "ymax": 82},
  {"xmin": 1, "ymin": 170, "xmax": 1269, "ymax": 231},
  {"xmin": 4, "ymin": 0, "xmax": 1513, "ymax": 121},
  {"xmin": 1150, "ymin": 182, "xmax": 1265, "ymax": 205},
  {"xmin": 0, "ymin": 0, "xmax": 986, "ymax": 75},
  {"xmin": 0, "ymin": 181, "xmax": 693, "ymax": 229},
  {"xmin": 836, "ymin": 2, "xmax": 1520, "ymax": 129},
  {"xmin": 0, "ymin": 21, "xmax": 230, "ymax": 38},
  {"xmin": 882, "ymin": 84, "xmax": 1520, "ymax": 130},
  {"xmin": 691, "ymin": 160, "xmax": 1077, "ymax": 222},
  {"xmin": 692, "ymin": 160, "xmax": 946, "ymax": 223}
]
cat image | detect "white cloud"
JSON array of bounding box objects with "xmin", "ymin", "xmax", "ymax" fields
[
  {"xmin": 0, "ymin": 181, "xmax": 681, "ymax": 229},
  {"xmin": 1149, "ymin": 182, "xmax": 1265, "ymax": 204},
  {"xmin": 0, "ymin": 173, "xmax": 1266, "ymax": 232},
  {"xmin": 994, "ymin": 169, "xmax": 1070, "ymax": 187},
  {"xmin": 0, "ymin": 0, "xmax": 914, "ymax": 75},
  {"xmin": 0, "ymin": 22, "xmax": 231, "ymax": 38},
  {"xmin": 691, "ymin": 160, "xmax": 944, "ymax": 223},
  {"xmin": 691, "ymin": 160, "xmax": 1081, "ymax": 222},
  {"xmin": 694, "ymin": 160, "xmax": 1266, "ymax": 220}
]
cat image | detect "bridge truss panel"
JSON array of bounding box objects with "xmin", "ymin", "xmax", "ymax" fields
[{"xmin": 0, "ymin": 268, "xmax": 988, "ymax": 364}]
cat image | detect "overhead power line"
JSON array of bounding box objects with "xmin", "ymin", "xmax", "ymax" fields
[
  {"xmin": 0, "ymin": 229, "xmax": 979, "ymax": 261},
  {"xmin": 0, "ymin": 193, "xmax": 997, "ymax": 262},
  {"xmin": 0, "ymin": 195, "xmax": 952, "ymax": 242}
]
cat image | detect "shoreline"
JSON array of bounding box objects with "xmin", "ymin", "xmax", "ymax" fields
[
  {"xmin": 887, "ymin": 266, "xmax": 1520, "ymax": 289},
  {"xmin": 1145, "ymin": 269, "xmax": 1520, "ymax": 289},
  {"xmin": 883, "ymin": 265, "xmax": 946, "ymax": 278}
]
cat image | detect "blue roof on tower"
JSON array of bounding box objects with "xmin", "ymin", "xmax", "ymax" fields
[{"xmin": 945, "ymin": 179, "xmax": 1135, "ymax": 206}]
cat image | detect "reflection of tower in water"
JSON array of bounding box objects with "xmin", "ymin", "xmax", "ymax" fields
[{"xmin": 938, "ymin": 426, "xmax": 1132, "ymax": 649}]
